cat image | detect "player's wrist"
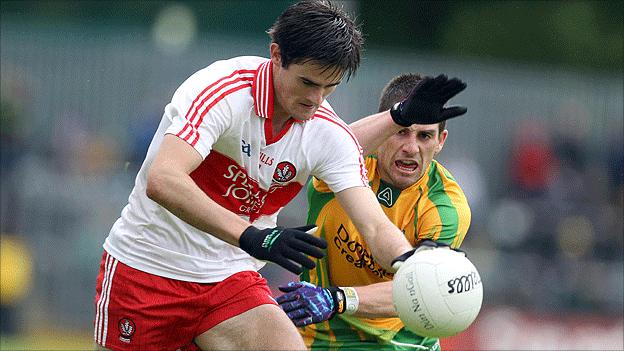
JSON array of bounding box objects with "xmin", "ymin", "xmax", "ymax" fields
[
  {"xmin": 327, "ymin": 287, "xmax": 345, "ymax": 314},
  {"xmin": 239, "ymin": 225, "xmax": 263, "ymax": 252},
  {"xmin": 339, "ymin": 286, "xmax": 359, "ymax": 315},
  {"xmin": 328, "ymin": 286, "xmax": 359, "ymax": 315}
]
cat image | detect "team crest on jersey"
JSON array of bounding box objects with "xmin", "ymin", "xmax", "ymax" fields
[
  {"xmin": 377, "ymin": 180, "xmax": 400, "ymax": 207},
  {"xmin": 273, "ymin": 161, "xmax": 296, "ymax": 183},
  {"xmin": 118, "ymin": 317, "xmax": 136, "ymax": 343}
]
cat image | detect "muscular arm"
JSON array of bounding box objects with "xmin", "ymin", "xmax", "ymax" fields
[
  {"xmin": 146, "ymin": 134, "xmax": 250, "ymax": 246},
  {"xmin": 349, "ymin": 110, "xmax": 401, "ymax": 156},
  {"xmin": 335, "ymin": 186, "xmax": 412, "ymax": 270},
  {"xmin": 352, "ymin": 281, "xmax": 396, "ymax": 318}
]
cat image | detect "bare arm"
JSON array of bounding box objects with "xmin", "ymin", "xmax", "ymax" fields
[
  {"xmin": 349, "ymin": 110, "xmax": 401, "ymax": 156},
  {"xmin": 351, "ymin": 281, "xmax": 396, "ymax": 318},
  {"xmin": 335, "ymin": 186, "xmax": 413, "ymax": 270},
  {"xmin": 146, "ymin": 134, "xmax": 250, "ymax": 246},
  {"xmin": 276, "ymin": 278, "xmax": 397, "ymax": 322}
]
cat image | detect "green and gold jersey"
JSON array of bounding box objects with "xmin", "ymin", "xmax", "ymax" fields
[{"xmin": 300, "ymin": 156, "xmax": 471, "ymax": 350}]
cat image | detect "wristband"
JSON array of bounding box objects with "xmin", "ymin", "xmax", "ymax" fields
[
  {"xmin": 339, "ymin": 287, "xmax": 360, "ymax": 315},
  {"xmin": 328, "ymin": 287, "xmax": 346, "ymax": 314}
]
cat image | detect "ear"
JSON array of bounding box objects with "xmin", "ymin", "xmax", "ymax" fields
[
  {"xmin": 435, "ymin": 129, "xmax": 448, "ymax": 154},
  {"xmin": 270, "ymin": 43, "xmax": 282, "ymax": 67}
]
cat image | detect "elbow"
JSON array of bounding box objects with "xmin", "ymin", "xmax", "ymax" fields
[{"xmin": 146, "ymin": 166, "xmax": 167, "ymax": 203}]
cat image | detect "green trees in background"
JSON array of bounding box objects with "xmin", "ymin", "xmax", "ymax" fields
[
  {"xmin": 2, "ymin": 0, "xmax": 622, "ymax": 71},
  {"xmin": 360, "ymin": 0, "xmax": 622, "ymax": 71}
]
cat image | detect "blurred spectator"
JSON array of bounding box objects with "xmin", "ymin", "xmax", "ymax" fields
[
  {"xmin": 606, "ymin": 134, "xmax": 624, "ymax": 205},
  {"xmin": 0, "ymin": 235, "xmax": 33, "ymax": 334},
  {"xmin": 444, "ymin": 151, "xmax": 489, "ymax": 224},
  {"xmin": 13, "ymin": 122, "xmax": 133, "ymax": 329},
  {"xmin": 508, "ymin": 119, "xmax": 559, "ymax": 198},
  {"xmin": 0, "ymin": 101, "xmax": 24, "ymax": 234},
  {"xmin": 126, "ymin": 101, "xmax": 162, "ymax": 172}
]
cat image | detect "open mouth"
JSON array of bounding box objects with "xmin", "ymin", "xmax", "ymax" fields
[{"xmin": 395, "ymin": 160, "xmax": 418, "ymax": 172}]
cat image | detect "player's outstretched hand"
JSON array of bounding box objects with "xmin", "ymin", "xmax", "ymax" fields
[
  {"xmin": 239, "ymin": 225, "xmax": 326, "ymax": 275},
  {"xmin": 390, "ymin": 74, "xmax": 467, "ymax": 127},
  {"xmin": 276, "ymin": 281, "xmax": 344, "ymax": 327}
]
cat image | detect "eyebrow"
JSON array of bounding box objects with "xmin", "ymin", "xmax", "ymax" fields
[
  {"xmin": 301, "ymin": 77, "xmax": 342, "ymax": 88},
  {"xmin": 418, "ymin": 129, "xmax": 437, "ymax": 134}
]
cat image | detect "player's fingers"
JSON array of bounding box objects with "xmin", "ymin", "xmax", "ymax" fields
[
  {"xmin": 293, "ymin": 233, "xmax": 327, "ymax": 252},
  {"xmin": 281, "ymin": 299, "xmax": 305, "ymax": 313},
  {"xmin": 431, "ymin": 74, "xmax": 449, "ymax": 90},
  {"xmin": 294, "ymin": 316, "xmax": 314, "ymax": 327},
  {"xmin": 276, "ymin": 290, "xmax": 300, "ymax": 304},
  {"xmin": 276, "ymin": 293, "xmax": 296, "ymax": 305},
  {"xmin": 274, "ymin": 256, "xmax": 304, "ymax": 275},
  {"xmin": 286, "ymin": 308, "xmax": 309, "ymax": 320},
  {"xmin": 413, "ymin": 76, "xmax": 435, "ymax": 92},
  {"xmin": 439, "ymin": 79, "xmax": 467, "ymax": 101},
  {"xmin": 278, "ymin": 282, "xmax": 303, "ymax": 293},
  {"xmin": 292, "ymin": 225, "xmax": 317, "ymax": 234},
  {"xmin": 440, "ymin": 106, "xmax": 468, "ymax": 120},
  {"xmin": 282, "ymin": 246, "xmax": 317, "ymax": 269}
]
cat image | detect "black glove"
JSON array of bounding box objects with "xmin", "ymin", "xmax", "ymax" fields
[
  {"xmin": 390, "ymin": 74, "xmax": 467, "ymax": 127},
  {"xmin": 391, "ymin": 239, "xmax": 467, "ymax": 270},
  {"xmin": 239, "ymin": 225, "xmax": 327, "ymax": 275}
]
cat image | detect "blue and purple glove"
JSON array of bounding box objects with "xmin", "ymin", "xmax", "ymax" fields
[{"xmin": 276, "ymin": 281, "xmax": 345, "ymax": 327}]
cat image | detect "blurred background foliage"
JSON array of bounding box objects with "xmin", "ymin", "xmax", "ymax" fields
[{"xmin": 2, "ymin": 0, "xmax": 622, "ymax": 71}]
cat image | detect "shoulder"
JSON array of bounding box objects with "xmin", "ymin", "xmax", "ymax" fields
[
  {"xmin": 425, "ymin": 161, "xmax": 469, "ymax": 201},
  {"xmin": 175, "ymin": 56, "xmax": 266, "ymax": 95},
  {"xmin": 306, "ymin": 102, "xmax": 359, "ymax": 142},
  {"xmin": 361, "ymin": 155, "xmax": 379, "ymax": 179},
  {"xmin": 198, "ymin": 56, "xmax": 267, "ymax": 76},
  {"xmin": 172, "ymin": 56, "xmax": 267, "ymax": 110},
  {"xmin": 429, "ymin": 161, "xmax": 458, "ymax": 184}
]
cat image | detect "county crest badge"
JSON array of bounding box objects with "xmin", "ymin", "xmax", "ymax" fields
[
  {"xmin": 273, "ymin": 161, "xmax": 296, "ymax": 183},
  {"xmin": 118, "ymin": 317, "xmax": 136, "ymax": 343}
]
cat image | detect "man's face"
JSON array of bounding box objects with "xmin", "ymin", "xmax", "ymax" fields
[
  {"xmin": 376, "ymin": 124, "xmax": 448, "ymax": 190},
  {"xmin": 270, "ymin": 43, "xmax": 342, "ymax": 121}
]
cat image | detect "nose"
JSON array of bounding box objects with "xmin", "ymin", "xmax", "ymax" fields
[
  {"xmin": 401, "ymin": 137, "xmax": 419, "ymax": 155},
  {"xmin": 307, "ymin": 88, "xmax": 324, "ymax": 106}
]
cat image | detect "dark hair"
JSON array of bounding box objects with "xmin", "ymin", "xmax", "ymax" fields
[
  {"xmin": 267, "ymin": 0, "xmax": 363, "ymax": 80},
  {"xmin": 378, "ymin": 74, "xmax": 446, "ymax": 132}
]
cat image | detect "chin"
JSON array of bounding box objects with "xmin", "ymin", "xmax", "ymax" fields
[
  {"xmin": 393, "ymin": 175, "xmax": 419, "ymax": 189},
  {"xmin": 294, "ymin": 111, "xmax": 315, "ymax": 121}
]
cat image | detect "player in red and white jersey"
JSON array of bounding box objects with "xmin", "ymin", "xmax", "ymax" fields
[
  {"xmin": 93, "ymin": 1, "xmax": 463, "ymax": 350},
  {"xmin": 103, "ymin": 55, "xmax": 367, "ymax": 284}
]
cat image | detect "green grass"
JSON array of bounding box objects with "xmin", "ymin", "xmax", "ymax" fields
[{"xmin": 1, "ymin": 331, "xmax": 93, "ymax": 350}]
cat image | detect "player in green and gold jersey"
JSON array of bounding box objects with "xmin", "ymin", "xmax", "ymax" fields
[{"xmin": 277, "ymin": 73, "xmax": 471, "ymax": 350}]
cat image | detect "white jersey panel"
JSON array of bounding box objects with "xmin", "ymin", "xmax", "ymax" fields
[{"xmin": 104, "ymin": 56, "xmax": 367, "ymax": 283}]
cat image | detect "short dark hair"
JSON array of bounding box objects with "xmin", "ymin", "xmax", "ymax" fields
[
  {"xmin": 378, "ymin": 74, "xmax": 446, "ymax": 132},
  {"xmin": 267, "ymin": 0, "xmax": 363, "ymax": 80}
]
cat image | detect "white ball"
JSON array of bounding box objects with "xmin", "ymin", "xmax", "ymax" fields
[{"xmin": 392, "ymin": 246, "xmax": 483, "ymax": 337}]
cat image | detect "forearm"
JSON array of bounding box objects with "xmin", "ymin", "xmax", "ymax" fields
[
  {"xmin": 351, "ymin": 281, "xmax": 396, "ymax": 318},
  {"xmin": 363, "ymin": 218, "xmax": 413, "ymax": 270},
  {"xmin": 146, "ymin": 161, "xmax": 249, "ymax": 246},
  {"xmin": 336, "ymin": 187, "xmax": 413, "ymax": 270},
  {"xmin": 349, "ymin": 110, "xmax": 400, "ymax": 156}
]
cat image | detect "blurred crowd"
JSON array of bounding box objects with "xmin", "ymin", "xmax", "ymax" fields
[
  {"xmin": 482, "ymin": 108, "xmax": 623, "ymax": 314},
  {"xmin": 1, "ymin": 44, "xmax": 622, "ymax": 337}
]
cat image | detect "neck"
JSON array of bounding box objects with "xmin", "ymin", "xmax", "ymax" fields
[{"xmin": 271, "ymin": 113, "xmax": 291, "ymax": 137}]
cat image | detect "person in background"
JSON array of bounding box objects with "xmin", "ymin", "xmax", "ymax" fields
[{"xmin": 277, "ymin": 73, "xmax": 471, "ymax": 351}]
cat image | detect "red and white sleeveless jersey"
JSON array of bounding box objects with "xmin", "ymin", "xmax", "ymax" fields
[{"xmin": 104, "ymin": 56, "xmax": 368, "ymax": 282}]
